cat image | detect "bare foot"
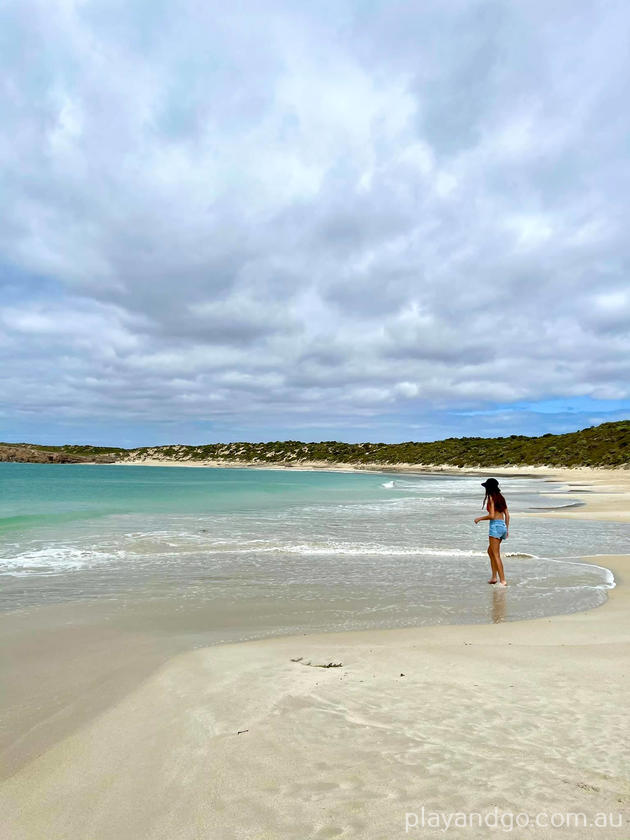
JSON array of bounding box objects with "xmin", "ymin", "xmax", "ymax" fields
[
  {"xmin": 499, "ymin": 581, "xmax": 507, "ymax": 586},
  {"xmin": 488, "ymin": 579, "xmax": 498, "ymax": 584}
]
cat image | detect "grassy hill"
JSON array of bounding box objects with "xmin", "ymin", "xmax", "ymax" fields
[
  {"xmin": 120, "ymin": 420, "xmax": 630, "ymax": 468},
  {"xmin": 0, "ymin": 443, "xmax": 123, "ymax": 464},
  {"xmin": 1, "ymin": 421, "xmax": 629, "ymax": 468}
]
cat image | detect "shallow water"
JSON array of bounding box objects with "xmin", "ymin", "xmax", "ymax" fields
[{"xmin": 1, "ymin": 463, "xmax": 626, "ymax": 633}]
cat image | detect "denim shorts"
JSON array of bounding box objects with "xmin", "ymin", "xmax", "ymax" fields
[{"xmin": 489, "ymin": 520, "xmax": 507, "ymax": 540}]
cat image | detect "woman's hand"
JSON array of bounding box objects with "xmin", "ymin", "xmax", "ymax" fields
[
  {"xmin": 474, "ymin": 517, "xmax": 481, "ymax": 524},
  {"xmin": 505, "ymin": 531, "xmax": 509, "ymax": 540}
]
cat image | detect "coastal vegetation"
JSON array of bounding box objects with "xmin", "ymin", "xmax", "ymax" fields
[
  {"xmin": 0, "ymin": 443, "xmax": 123, "ymax": 464},
  {"xmin": 1, "ymin": 420, "xmax": 629, "ymax": 468}
]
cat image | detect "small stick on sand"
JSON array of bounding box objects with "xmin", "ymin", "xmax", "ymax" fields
[{"xmin": 291, "ymin": 658, "xmax": 342, "ymax": 668}]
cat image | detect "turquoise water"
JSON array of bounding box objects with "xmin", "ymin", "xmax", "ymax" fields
[{"xmin": 1, "ymin": 463, "xmax": 627, "ymax": 632}]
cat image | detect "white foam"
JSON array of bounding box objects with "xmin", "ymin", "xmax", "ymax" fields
[
  {"xmin": 103, "ymin": 535, "xmax": 495, "ymax": 559},
  {"xmin": 221, "ymin": 541, "xmax": 490, "ymax": 557},
  {"xmin": 542, "ymin": 555, "xmax": 616, "ymax": 589},
  {"xmin": 0, "ymin": 546, "xmax": 123, "ymax": 575}
]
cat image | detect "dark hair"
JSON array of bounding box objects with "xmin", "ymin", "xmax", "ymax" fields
[{"xmin": 483, "ymin": 487, "xmax": 507, "ymax": 513}]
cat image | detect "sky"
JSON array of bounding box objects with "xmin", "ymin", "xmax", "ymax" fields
[{"xmin": 1, "ymin": 0, "xmax": 629, "ymax": 447}]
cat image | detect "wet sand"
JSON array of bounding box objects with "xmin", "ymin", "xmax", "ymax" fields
[{"xmin": 0, "ymin": 552, "xmax": 628, "ymax": 839}]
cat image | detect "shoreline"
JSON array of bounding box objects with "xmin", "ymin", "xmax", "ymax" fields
[
  {"xmin": 1, "ymin": 470, "xmax": 629, "ymax": 837},
  {"xmin": 108, "ymin": 457, "xmax": 630, "ymax": 478}
]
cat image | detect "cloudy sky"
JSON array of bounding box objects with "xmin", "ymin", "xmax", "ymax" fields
[{"xmin": 1, "ymin": 0, "xmax": 629, "ymax": 446}]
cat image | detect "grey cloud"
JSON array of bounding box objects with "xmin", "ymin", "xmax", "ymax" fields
[{"xmin": 0, "ymin": 0, "xmax": 629, "ymax": 442}]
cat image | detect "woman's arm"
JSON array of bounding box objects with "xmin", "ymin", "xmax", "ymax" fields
[{"xmin": 505, "ymin": 507, "xmax": 510, "ymax": 535}]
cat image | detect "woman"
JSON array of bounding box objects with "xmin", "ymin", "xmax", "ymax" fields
[{"xmin": 474, "ymin": 478, "xmax": 509, "ymax": 586}]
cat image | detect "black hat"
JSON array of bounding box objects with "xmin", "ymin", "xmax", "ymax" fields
[{"xmin": 481, "ymin": 478, "xmax": 500, "ymax": 490}]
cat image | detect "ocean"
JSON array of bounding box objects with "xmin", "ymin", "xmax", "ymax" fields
[{"xmin": 1, "ymin": 463, "xmax": 626, "ymax": 639}]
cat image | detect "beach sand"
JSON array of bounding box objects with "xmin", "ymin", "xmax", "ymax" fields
[{"xmin": 1, "ymin": 468, "xmax": 629, "ymax": 839}]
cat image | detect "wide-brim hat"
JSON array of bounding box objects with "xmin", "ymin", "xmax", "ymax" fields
[{"xmin": 481, "ymin": 478, "xmax": 500, "ymax": 490}]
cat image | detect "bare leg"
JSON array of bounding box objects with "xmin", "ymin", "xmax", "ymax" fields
[
  {"xmin": 487, "ymin": 544, "xmax": 498, "ymax": 583},
  {"xmin": 490, "ymin": 537, "xmax": 507, "ymax": 585}
]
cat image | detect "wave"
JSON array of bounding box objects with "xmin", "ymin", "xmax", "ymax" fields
[
  {"xmin": 0, "ymin": 546, "xmax": 124, "ymax": 575},
  {"xmin": 0, "ymin": 538, "xmax": 503, "ymax": 575},
  {"xmin": 0, "ymin": 509, "xmax": 118, "ymax": 534},
  {"xmin": 118, "ymin": 540, "xmax": 493, "ymax": 558},
  {"xmin": 529, "ymin": 501, "xmax": 585, "ymax": 511},
  {"xmin": 378, "ymin": 477, "xmax": 462, "ymax": 496},
  {"xmin": 269, "ymin": 543, "xmax": 488, "ymax": 557},
  {"xmin": 542, "ymin": 556, "xmax": 616, "ymax": 589}
]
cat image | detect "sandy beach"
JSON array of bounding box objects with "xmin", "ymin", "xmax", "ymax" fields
[{"xmin": 1, "ymin": 468, "xmax": 629, "ymax": 838}]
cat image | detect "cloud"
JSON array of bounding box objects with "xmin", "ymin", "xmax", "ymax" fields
[{"xmin": 0, "ymin": 0, "xmax": 629, "ymax": 444}]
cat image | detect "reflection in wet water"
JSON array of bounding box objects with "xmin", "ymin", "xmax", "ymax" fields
[{"xmin": 491, "ymin": 587, "xmax": 507, "ymax": 623}]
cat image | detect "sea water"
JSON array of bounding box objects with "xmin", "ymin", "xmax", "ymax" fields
[{"xmin": 1, "ymin": 463, "xmax": 627, "ymax": 635}]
